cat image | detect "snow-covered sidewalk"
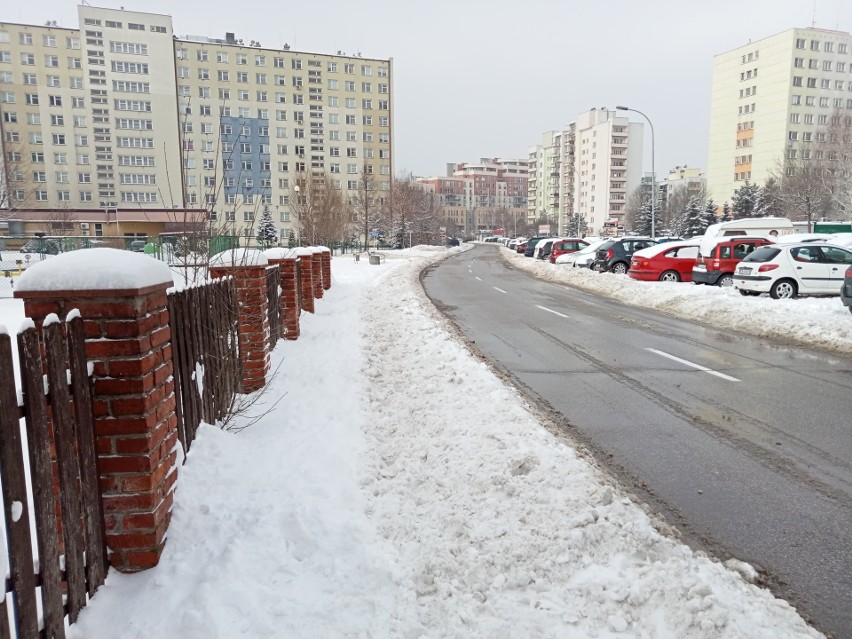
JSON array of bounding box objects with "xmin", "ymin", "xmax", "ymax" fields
[{"xmin": 4, "ymin": 246, "xmax": 818, "ymax": 638}]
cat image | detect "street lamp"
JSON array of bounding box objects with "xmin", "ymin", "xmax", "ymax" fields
[
  {"xmin": 616, "ymin": 105, "xmax": 656, "ymax": 239},
  {"xmin": 293, "ymin": 184, "xmax": 301, "ymax": 246}
]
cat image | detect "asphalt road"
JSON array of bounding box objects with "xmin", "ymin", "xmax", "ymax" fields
[{"xmin": 422, "ymin": 244, "xmax": 852, "ymax": 638}]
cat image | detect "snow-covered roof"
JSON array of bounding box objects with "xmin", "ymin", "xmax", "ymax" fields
[{"xmin": 13, "ymin": 248, "xmax": 173, "ymax": 292}]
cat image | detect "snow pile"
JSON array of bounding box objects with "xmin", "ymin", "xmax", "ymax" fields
[{"xmin": 505, "ymin": 249, "xmax": 852, "ymax": 355}]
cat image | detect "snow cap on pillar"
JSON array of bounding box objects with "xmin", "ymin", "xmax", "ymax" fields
[{"xmin": 13, "ymin": 247, "xmax": 173, "ymax": 292}]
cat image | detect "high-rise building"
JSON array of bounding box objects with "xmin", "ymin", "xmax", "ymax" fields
[
  {"xmin": 529, "ymin": 109, "xmax": 643, "ymax": 236},
  {"xmin": 0, "ymin": 6, "xmax": 394, "ymax": 243},
  {"xmin": 707, "ymin": 27, "xmax": 852, "ymax": 207}
]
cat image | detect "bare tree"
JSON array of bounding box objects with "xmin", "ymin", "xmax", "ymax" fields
[
  {"xmin": 769, "ymin": 148, "xmax": 834, "ymax": 232},
  {"xmin": 351, "ymin": 163, "xmax": 382, "ymax": 251},
  {"xmin": 290, "ymin": 171, "xmax": 349, "ymax": 246}
]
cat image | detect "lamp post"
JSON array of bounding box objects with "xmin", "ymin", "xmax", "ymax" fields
[{"xmin": 616, "ymin": 105, "xmax": 655, "ymax": 239}]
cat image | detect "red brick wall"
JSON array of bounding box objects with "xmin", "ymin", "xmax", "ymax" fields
[
  {"xmin": 267, "ymin": 257, "xmax": 300, "ymax": 340},
  {"xmin": 18, "ymin": 284, "xmax": 178, "ymax": 572},
  {"xmin": 209, "ymin": 265, "xmax": 270, "ymax": 393}
]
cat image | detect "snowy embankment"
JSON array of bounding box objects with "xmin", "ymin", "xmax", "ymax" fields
[{"xmin": 503, "ymin": 247, "xmax": 852, "ymax": 356}]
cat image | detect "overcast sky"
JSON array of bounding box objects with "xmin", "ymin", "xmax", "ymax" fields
[{"xmin": 6, "ymin": 1, "xmax": 851, "ymax": 178}]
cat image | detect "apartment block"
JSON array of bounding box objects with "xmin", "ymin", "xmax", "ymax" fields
[
  {"xmin": 527, "ymin": 129, "xmax": 574, "ymax": 233},
  {"xmin": 0, "ymin": 5, "xmax": 394, "ymax": 242},
  {"xmin": 707, "ymin": 27, "xmax": 852, "ymax": 207},
  {"xmin": 417, "ymin": 158, "xmax": 528, "ymax": 236}
]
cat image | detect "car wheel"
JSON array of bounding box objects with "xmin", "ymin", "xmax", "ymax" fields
[
  {"xmin": 611, "ymin": 262, "xmax": 628, "ymax": 275},
  {"xmin": 769, "ymin": 279, "xmax": 797, "ymax": 299},
  {"xmin": 659, "ymin": 270, "xmax": 680, "ymax": 283},
  {"xmin": 717, "ymin": 273, "xmax": 733, "ymax": 287},
  {"xmin": 738, "ymin": 289, "xmax": 760, "ymax": 296}
]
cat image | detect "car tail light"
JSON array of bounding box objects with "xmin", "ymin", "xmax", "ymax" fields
[
  {"xmin": 606, "ymin": 248, "xmax": 614, "ymax": 259},
  {"xmin": 712, "ymin": 259, "xmax": 720, "ymax": 269},
  {"xmin": 757, "ymin": 264, "xmax": 779, "ymax": 273}
]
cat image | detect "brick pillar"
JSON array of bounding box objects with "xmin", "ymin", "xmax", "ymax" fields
[
  {"xmin": 264, "ymin": 249, "xmax": 300, "ymax": 341},
  {"xmin": 295, "ymin": 248, "xmax": 315, "ymax": 314},
  {"xmin": 310, "ymin": 250, "xmax": 324, "ymax": 300},
  {"xmin": 209, "ymin": 261, "xmax": 270, "ymax": 393},
  {"xmin": 14, "ymin": 250, "xmax": 178, "ymax": 572},
  {"xmin": 319, "ymin": 247, "xmax": 332, "ymax": 290}
]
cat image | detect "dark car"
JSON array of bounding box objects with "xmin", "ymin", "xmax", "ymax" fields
[
  {"xmin": 129, "ymin": 239, "xmax": 148, "ymax": 252},
  {"xmin": 593, "ymin": 237, "xmax": 656, "ymax": 274},
  {"xmin": 523, "ymin": 237, "xmax": 548, "ymax": 258},
  {"xmin": 842, "ymin": 265, "xmax": 852, "ymax": 314},
  {"xmin": 446, "ymin": 237, "xmax": 460, "ymax": 247}
]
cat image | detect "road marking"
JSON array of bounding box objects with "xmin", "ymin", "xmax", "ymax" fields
[
  {"xmin": 493, "ymin": 287, "xmax": 508, "ymax": 294},
  {"xmin": 536, "ymin": 305, "xmax": 569, "ymax": 318},
  {"xmin": 645, "ymin": 348, "xmax": 741, "ymax": 382},
  {"xmin": 475, "ymin": 276, "xmax": 482, "ymax": 281}
]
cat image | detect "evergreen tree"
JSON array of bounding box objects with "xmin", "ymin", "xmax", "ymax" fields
[
  {"xmin": 731, "ymin": 181, "xmax": 759, "ymax": 218},
  {"xmin": 721, "ymin": 202, "xmax": 732, "ymax": 222},
  {"xmin": 753, "ymin": 178, "xmax": 783, "ymax": 217},
  {"xmin": 633, "ymin": 198, "xmax": 654, "ymax": 236},
  {"xmin": 568, "ymin": 213, "xmax": 588, "ymax": 237},
  {"xmin": 287, "ymin": 230, "xmax": 297, "ymax": 248},
  {"xmin": 256, "ymin": 205, "xmax": 278, "ymax": 248},
  {"xmin": 680, "ymin": 197, "xmax": 706, "ymax": 238},
  {"xmin": 702, "ymin": 198, "xmax": 718, "ymax": 230}
]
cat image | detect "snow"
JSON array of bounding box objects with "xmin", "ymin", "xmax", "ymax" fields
[
  {"xmin": 209, "ymin": 248, "xmax": 268, "ymax": 267},
  {"xmin": 262, "ymin": 247, "xmax": 299, "ymax": 260},
  {"xmin": 12, "ymin": 248, "xmax": 173, "ymax": 292},
  {"xmin": 50, "ymin": 244, "xmax": 825, "ymax": 639}
]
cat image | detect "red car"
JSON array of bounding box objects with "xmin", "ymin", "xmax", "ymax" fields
[
  {"xmin": 515, "ymin": 241, "xmax": 528, "ymax": 254},
  {"xmin": 628, "ymin": 241, "xmax": 701, "ymax": 282},
  {"xmin": 549, "ymin": 238, "xmax": 589, "ymax": 263}
]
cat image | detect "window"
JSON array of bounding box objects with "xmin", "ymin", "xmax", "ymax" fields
[
  {"xmin": 21, "ymin": 53, "xmax": 35, "ymax": 65},
  {"xmin": 217, "ymin": 51, "xmax": 229, "ymax": 63},
  {"xmin": 807, "ymin": 78, "xmax": 817, "ymax": 88},
  {"xmin": 345, "ymin": 63, "xmax": 354, "ymax": 74},
  {"xmin": 378, "ymin": 66, "xmax": 388, "ymax": 77},
  {"xmin": 292, "ymin": 59, "xmax": 302, "ymax": 70},
  {"xmin": 218, "ymin": 69, "xmax": 229, "ymax": 81},
  {"xmin": 792, "ymin": 76, "xmax": 803, "ymax": 87},
  {"xmin": 346, "ymin": 115, "xmax": 356, "ymax": 126},
  {"xmin": 255, "ymin": 55, "xmax": 266, "ymax": 66},
  {"xmin": 197, "ymin": 49, "xmax": 208, "ymax": 61}
]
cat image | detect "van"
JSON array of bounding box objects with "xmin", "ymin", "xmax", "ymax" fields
[
  {"xmin": 692, "ymin": 236, "xmax": 775, "ymax": 286},
  {"xmin": 703, "ymin": 216, "xmax": 793, "ymax": 241}
]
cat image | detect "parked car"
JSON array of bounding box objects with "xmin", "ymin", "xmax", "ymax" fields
[
  {"xmin": 654, "ymin": 236, "xmax": 685, "ymax": 244},
  {"xmin": 507, "ymin": 237, "xmax": 526, "ymax": 251},
  {"xmin": 515, "ymin": 240, "xmax": 529, "ymax": 254},
  {"xmin": 628, "ymin": 241, "xmax": 701, "ymax": 282},
  {"xmin": 593, "ymin": 237, "xmax": 656, "ymax": 274},
  {"xmin": 549, "ymin": 238, "xmax": 589, "ymax": 263},
  {"xmin": 842, "ymin": 265, "xmax": 852, "ymax": 313},
  {"xmin": 555, "ymin": 240, "xmax": 609, "ymax": 268},
  {"xmin": 535, "ymin": 237, "xmax": 574, "ymax": 260},
  {"xmin": 524, "ymin": 237, "xmax": 548, "ymax": 258},
  {"xmin": 129, "ymin": 239, "xmax": 147, "ymax": 252},
  {"xmin": 733, "ymin": 242, "xmax": 852, "ymax": 299},
  {"xmin": 446, "ymin": 237, "xmax": 460, "ymax": 247},
  {"xmin": 692, "ymin": 236, "xmax": 774, "ymax": 287}
]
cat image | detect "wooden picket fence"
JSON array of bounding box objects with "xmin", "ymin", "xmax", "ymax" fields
[
  {"xmin": 0, "ymin": 316, "xmax": 108, "ymax": 639},
  {"xmin": 168, "ymin": 277, "xmax": 242, "ymax": 452}
]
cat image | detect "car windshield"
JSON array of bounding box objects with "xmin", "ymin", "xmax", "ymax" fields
[
  {"xmin": 742, "ymin": 246, "xmax": 780, "ymax": 263},
  {"xmin": 596, "ymin": 241, "xmax": 615, "ymax": 252}
]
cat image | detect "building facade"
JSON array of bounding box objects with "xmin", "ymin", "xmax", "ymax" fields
[
  {"xmin": 707, "ymin": 27, "xmax": 852, "ymax": 207},
  {"xmin": 418, "ymin": 158, "xmax": 528, "ymax": 236},
  {"xmin": 0, "ymin": 5, "xmax": 394, "ymax": 243}
]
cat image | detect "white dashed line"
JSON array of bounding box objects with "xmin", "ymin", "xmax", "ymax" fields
[
  {"xmin": 645, "ymin": 348, "xmax": 741, "ymax": 382},
  {"xmin": 493, "ymin": 287, "xmax": 508, "ymax": 294},
  {"xmin": 536, "ymin": 305, "xmax": 569, "ymax": 319}
]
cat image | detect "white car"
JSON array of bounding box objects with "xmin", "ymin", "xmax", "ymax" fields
[
  {"xmin": 555, "ymin": 239, "xmax": 609, "ymax": 268},
  {"xmin": 733, "ymin": 242, "xmax": 852, "ymax": 299}
]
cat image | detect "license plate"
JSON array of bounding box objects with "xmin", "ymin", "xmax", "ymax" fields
[{"xmin": 737, "ymin": 267, "xmax": 751, "ymax": 275}]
